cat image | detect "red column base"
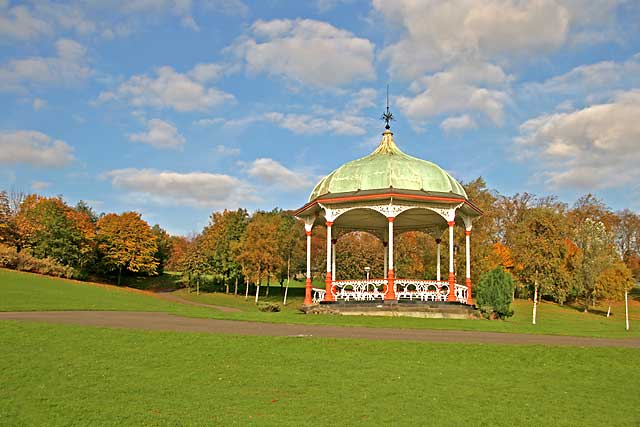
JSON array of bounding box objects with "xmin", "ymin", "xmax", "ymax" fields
[
  {"xmin": 385, "ymin": 269, "xmax": 396, "ymax": 300},
  {"xmin": 465, "ymin": 277, "xmax": 473, "ymax": 306},
  {"xmin": 447, "ymin": 272, "xmax": 456, "ymax": 302},
  {"xmin": 304, "ymin": 277, "xmax": 312, "ymax": 305},
  {"xmin": 324, "ymin": 272, "xmax": 334, "ymax": 301}
]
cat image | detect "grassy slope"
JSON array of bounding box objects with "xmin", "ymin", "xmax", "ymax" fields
[
  {"xmin": 1, "ymin": 268, "xmax": 639, "ymax": 338},
  {"xmin": 0, "ymin": 269, "xmax": 212, "ymax": 317},
  {"xmin": 1, "ymin": 321, "xmax": 639, "ymax": 427}
]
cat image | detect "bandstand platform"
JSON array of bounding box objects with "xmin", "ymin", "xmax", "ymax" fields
[{"xmin": 295, "ymin": 110, "xmax": 483, "ymax": 317}]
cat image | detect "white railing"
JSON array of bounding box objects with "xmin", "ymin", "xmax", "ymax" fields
[
  {"xmin": 311, "ymin": 280, "xmax": 469, "ymax": 304},
  {"xmin": 312, "ymin": 288, "xmax": 326, "ymax": 304},
  {"xmin": 332, "ymin": 279, "xmax": 387, "ymax": 302},
  {"xmin": 394, "ymin": 279, "xmax": 449, "ymax": 302}
]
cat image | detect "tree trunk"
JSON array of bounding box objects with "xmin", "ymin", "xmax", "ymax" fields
[
  {"xmin": 245, "ymin": 279, "xmax": 249, "ymax": 300},
  {"xmin": 266, "ymin": 274, "xmax": 270, "ymax": 297},
  {"xmin": 606, "ymin": 304, "xmax": 611, "ymax": 318},
  {"xmin": 283, "ymin": 256, "xmax": 290, "ymax": 306},
  {"xmin": 532, "ymin": 283, "xmax": 538, "ymax": 325},
  {"xmin": 234, "ymin": 277, "xmax": 238, "ymax": 297},
  {"xmin": 255, "ymin": 283, "xmax": 260, "ymax": 304},
  {"xmin": 196, "ymin": 276, "xmax": 200, "ymax": 296},
  {"xmin": 117, "ymin": 266, "xmax": 122, "ymax": 286},
  {"xmin": 225, "ymin": 278, "xmax": 229, "ymax": 294}
]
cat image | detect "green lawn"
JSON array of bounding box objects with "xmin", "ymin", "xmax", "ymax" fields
[
  {"xmin": 1, "ymin": 320, "xmax": 639, "ymax": 426},
  {"xmin": 1, "ymin": 268, "xmax": 639, "ymax": 338}
]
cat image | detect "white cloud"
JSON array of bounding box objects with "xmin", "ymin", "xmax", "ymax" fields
[
  {"xmin": 440, "ymin": 115, "xmax": 477, "ymax": 132},
  {"xmin": 31, "ymin": 180, "xmax": 52, "ymax": 191},
  {"xmin": 396, "ymin": 63, "xmax": 510, "ymax": 125},
  {"xmin": 0, "ymin": 5, "xmax": 52, "ymax": 40},
  {"xmin": 106, "ymin": 168, "xmax": 258, "ymax": 207},
  {"xmin": 0, "ymin": 130, "xmax": 74, "ymax": 168},
  {"xmin": 202, "ymin": 0, "xmax": 249, "ymax": 17},
  {"xmin": 0, "ymin": 38, "xmax": 91, "ymax": 92},
  {"xmin": 247, "ymin": 158, "xmax": 312, "ymax": 190},
  {"xmin": 32, "ymin": 98, "xmax": 47, "ymax": 111},
  {"xmin": 263, "ymin": 112, "xmax": 367, "ymax": 135},
  {"xmin": 129, "ymin": 119, "xmax": 186, "ymax": 149},
  {"xmin": 231, "ymin": 18, "xmax": 375, "ymax": 87},
  {"xmin": 373, "ymin": 0, "xmax": 619, "ymax": 79},
  {"xmin": 214, "ymin": 145, "xmax": 240, "ymax": 156},
  {"xmin": 524, "ymin": 53, "xmax": 640, "ymax": 97},
  {"xmin": 515, "ymin": 90, "xmax": 640, "ymax": 189},
  {"xmin": 119, "ymin": 0, "xmax": 199, "ymax": 31},
  {"xmin": 98, "ymin": 65, "xmax": 234, "ymax": 112}
]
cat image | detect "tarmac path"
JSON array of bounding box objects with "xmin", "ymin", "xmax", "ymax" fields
[{"xmin": 1, "ymin": 311, "xmax": 639, "ymax": 348}]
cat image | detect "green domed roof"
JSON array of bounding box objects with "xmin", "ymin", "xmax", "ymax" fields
[{"xmin": 309, "ymin": 129, "xmax": 467, "ymax": 202}]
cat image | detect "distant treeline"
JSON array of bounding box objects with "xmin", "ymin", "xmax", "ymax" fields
[{"xmin": 1, "ymin": 177, "xmax": 638, "ymax": 309}]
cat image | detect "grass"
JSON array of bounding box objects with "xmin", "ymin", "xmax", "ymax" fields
[
  {"xmin": 1, "ymin": 320, "xmax": 639, "ymax": 426},
  {"xmin": 1, "ymin": 268, "xmax": 639, "ymax": 338}
]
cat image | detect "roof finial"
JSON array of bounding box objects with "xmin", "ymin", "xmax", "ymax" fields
[{"xmin": 381, "ymin": 84, "xmax": 393, "ymax": 130}]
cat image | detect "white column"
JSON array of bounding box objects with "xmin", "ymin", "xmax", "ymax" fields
[
  {"xmin": 436, "ymin": 239, "xmax": 441, "ymax": 281},
  {"xmin": 331, "ymin": 240, "xmax": 336, "ymax": 281},
  {"xmin": 326, "ymin": 223, "xmax": 332, "ymax": 276},
  {"xmin": 447, "ymin": 220, "xmax": 456, "ymax": 302},
  {"xmin": 465, "ymin": 231, "xmax": 471, "ymax": 281},
  {"xmin": 388, "ymin": 221, "xmax": 394, "ymax": 272},
  {"xmin": 448, "ymin": 224, "xmax": 454, "ymax": 275},
  {"xmin": 306, "ymin": 231, "xmax": 311, "ymax": 280},
  {"xmin": 383, "ymin": 242, "xmax": 388, "ymax": 279}
]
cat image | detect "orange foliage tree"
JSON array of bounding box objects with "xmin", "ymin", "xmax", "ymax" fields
[{"xmin": 96, "ymin": 212, "xmax": 158, "ymax": 285}]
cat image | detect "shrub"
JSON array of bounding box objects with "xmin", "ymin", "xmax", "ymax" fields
[
  {"xmin": 0, "ymin": 244, "xmax": 76, "ymax": 279},
  {"xmin": 257, "ymin": 302, "xmax": 281, "ymax": 312},
  {"xmin": 476, "ymin": 267, "xmax": 515, "ymax": 319},
  {"xmin": 0, "ymin": 244, "xmax": 19, "ymax": 269}
]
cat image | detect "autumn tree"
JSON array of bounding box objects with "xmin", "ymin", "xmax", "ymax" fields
[
  {"xmin": 595, "ymin": 261, "xmax": 635, "ymax": 317},
  {"xmin": 15, "ymin": 195, "xmax": 94, "ymax": 270},
  {"xmin": 509, "ymin": 206, "xmax": 571, "ymax": 323},
  {"xmin": 166, "ymin": 235, "xmax": 190, "ymax": 271},
  {"xmin": 236, "ymin": 212, "xmax": 283, "ymax": 303},
  {"xmin": 200, "ymin": 209, "xmax": 249, "ymax": 293},
  {"xmin": 573, "ymin": 218, "xmax": 617, "ymax": 311},
  {"xmin": 151, "ymin": 224, "xmax": 172, "ymax": 274},
  {"xmin": 96, "ymin": 212, "xmax": 158, "ymax": 285},
  {"xmin": 335, "ymin": 232, "xmax": 384, "ymax": 279},
  {"xmin": 276, "ymin": 212, "xmax": 305, "ymax": 296}
]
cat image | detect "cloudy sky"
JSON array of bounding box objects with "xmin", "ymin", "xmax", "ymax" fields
[{"xmin": 1, "ymin": 0, "xmax": 639, "ymax": 235}]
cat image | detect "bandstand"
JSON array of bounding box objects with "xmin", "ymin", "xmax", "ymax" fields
[{"xmin": 296, "ymin": 118, "xmax": 482, "ymax": 308}]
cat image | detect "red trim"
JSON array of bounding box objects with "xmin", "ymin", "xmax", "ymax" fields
[
  {"xmin": 326, "ymin": 221, "xmax": 333, "ymax": 227},
  {"xmin": 385, "ymin": 269, "xmax": 396, "ymax": 301},
  {"xmin": 447, "ymin": 221, "xmax": 455, "ymax": 227},
  {"xmin": 304, "ymin": 278, "xmax": 312, "ymax": 305},
  {"xmin": 447, "ymin": 272, "xmax": 456, "ymax": 302},
  {"xmin": 305, "ymin": 230, "xmax": 311, "ymax": 237},
  {"xmin": 295, "ymin": 192, "xmax": 483, "ymax": 216},
  {"xmin": 465, "ymin": 230, "xmax": 472, "ymax": 236},
  {"xmin": 388, "ymin": 217, "xmax": 395, "ymax": 223}
]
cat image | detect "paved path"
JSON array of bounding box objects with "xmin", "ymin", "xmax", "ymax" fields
[
  {"xmin": 154, "ymin": 292, "xmax": 242, "ymax": 313},
  {"xmin": 1, "ymin": 311, "xmax": 639, "ymax": 348}
]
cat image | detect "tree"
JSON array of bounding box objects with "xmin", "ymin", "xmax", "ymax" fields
[
  {"xmin": 96, "ymin": 212, "xmax": 158, "ymax": 285},
  {"xmin": 15, "ymin": 195, "xmax": 93, "ymax": 270},
  {"xmin": 595, "ymin": 261, "xmax": 635, "ymax": 317},
  {"xmin": 335, "ymin": 232, "xmax": 384, "ymax": 279},
  {"xmin": 236, "ymin": 212, "xmax": 283, "ymax": 303},
  {"xmin": 573, "ymin": 218, "xmax": 617, "ymax": 311},
  {"xmin": 166, "ymin": 235, "xmax": 190, "ymax": 272},
  {"xmin": 151, "ymin": 224, "xmax": 172, "ymax": 274},
  {"xmin": 200, "ymin": 209, "xmax": 249, "ymax": 293},
  {"xmin": 476, "ymin": 267, "xmax": 515, "ymax": 319},
  {"xmin": 509, "ymin": 206, "xmax": 571, "ymax": 323}
]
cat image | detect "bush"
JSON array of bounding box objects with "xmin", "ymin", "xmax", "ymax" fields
[
  {"xmin": 0, "ymin": 244, "xmax": 76, "ymax": 279},
  {"xmin": 0, "ymin": 244, "xmax": 19, "ymax": 269},
  {"xmin": 476, "ymin": 267, "xmax": 515, "ymax": 319},
  {"xmin": 257, "ymin": 302, "xmax": 281, "ymax": 312}
]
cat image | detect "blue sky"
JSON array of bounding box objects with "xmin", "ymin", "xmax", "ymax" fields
[{"xmin": 1, "ymin": 0, "xmax": 640, "ymax": 235}]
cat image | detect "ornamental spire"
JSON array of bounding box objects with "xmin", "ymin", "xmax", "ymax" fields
[{"xmin": 381, "ymin": 84, "xmax": 393, "ymax": 130}]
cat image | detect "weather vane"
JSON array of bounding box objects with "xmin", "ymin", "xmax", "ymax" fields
[{"xmin": 381, "ymin": 84, "xmax": 393, "ymax": 129}]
